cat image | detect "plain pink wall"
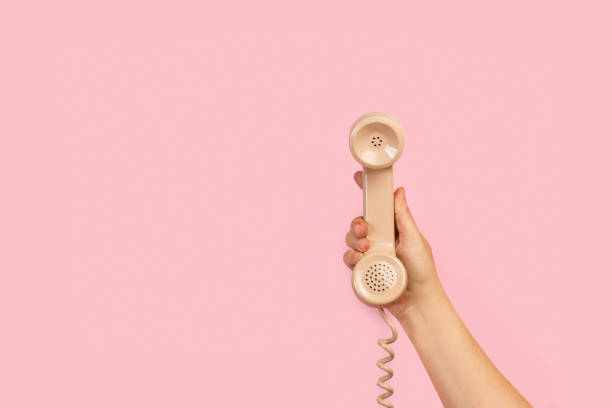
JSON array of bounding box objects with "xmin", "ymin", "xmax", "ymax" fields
[{"xmin": 1, "ymin": 0, "xmax": 611, "ymax": 407}]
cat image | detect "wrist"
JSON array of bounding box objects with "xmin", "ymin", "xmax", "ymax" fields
[{"xmin": 393, "ymin": 277, "xmax": 447, "ymax": 332}]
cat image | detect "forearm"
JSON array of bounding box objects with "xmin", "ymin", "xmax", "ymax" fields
[{"xmin": 396, "ymin": 280, "xmax": 532, "ymax": 408}]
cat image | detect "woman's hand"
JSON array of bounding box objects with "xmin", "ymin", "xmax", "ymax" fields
[
  {"xmin": 343, "ymin": 170, "xmax": 439, "ymax": 318},
  {"xmin": 344, "ymin": 171, "xmax": 533, "ymax": 408}
]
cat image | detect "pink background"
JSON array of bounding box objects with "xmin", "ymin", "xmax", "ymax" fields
[{"xmin": 1, "ymin": 1, "xmax": 611, "ymax": 407}]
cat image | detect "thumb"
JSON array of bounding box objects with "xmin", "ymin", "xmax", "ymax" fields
[{"xmin": 394, "ymin": 187, "xmax": 419, "ymax": 238}]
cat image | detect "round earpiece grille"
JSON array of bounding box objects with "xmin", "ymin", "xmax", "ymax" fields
[
  {"xmin": 349, "ymin": 112, "xmax": 404, "ymax": 170},
  {"xmin": 369, "ymin": 135, "xmax": 383, "ymax": 147},
  {"xmin": 363, "ymin": 262, "xmax": 397, "ymax": 294}
]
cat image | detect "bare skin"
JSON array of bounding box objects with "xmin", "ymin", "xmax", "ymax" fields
[{"xmin": 343, "ymin": 171, "xmax": 532, "ymax": 408}]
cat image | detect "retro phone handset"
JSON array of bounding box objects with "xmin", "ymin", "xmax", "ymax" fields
[{"xmin": 349, "ymin": 113, "xmax": 408, "ymax": 408}]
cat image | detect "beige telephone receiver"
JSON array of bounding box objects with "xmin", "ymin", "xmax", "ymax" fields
[{"xmin": 349, "ymin": 112, "xmax": 406, "ymax": 408}]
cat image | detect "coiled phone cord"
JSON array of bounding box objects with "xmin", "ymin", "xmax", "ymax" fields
[{"xmin": 377, "ymin": 307, "xmax": 398, "ymax": 408}]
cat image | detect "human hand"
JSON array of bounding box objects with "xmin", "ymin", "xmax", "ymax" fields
[
  {"xmin": 343, "ymin": 171, "xmax": 439, "ymax": 318},
  {"xmin": 344, "ymin": 171, "xmax": 533, "ymax": 408}
]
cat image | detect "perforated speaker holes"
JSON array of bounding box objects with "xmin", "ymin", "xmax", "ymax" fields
[
  {"xmin": 369, "ymin": 135, "xmax": 383, "ymax": 147},
  {"xmin": 363, "ymin": 263, "xmax": 397, "ymax": 294}
]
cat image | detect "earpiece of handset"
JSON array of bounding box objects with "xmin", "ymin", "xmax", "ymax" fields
[{"xmin": 349, "ymin": 112, "xmax": 408, "ymax": 307}]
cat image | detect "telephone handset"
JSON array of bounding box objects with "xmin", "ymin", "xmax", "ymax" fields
[{"xmin": 349, "ymin": 113, "xmax": 406, "ymax": 408}]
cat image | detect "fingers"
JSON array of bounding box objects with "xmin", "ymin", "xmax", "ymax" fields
[
  {"xmin": 350, "ymin": 216, "xmax": 368, "ymax": 239},
  {"xmin": 343, "ymin": 249, "xmax": 363, "ymax": 269},
  {"xmin": 344, "ymin": 216, "xmax": 369, "ymax": 269},
  {"xmin": 394, "ymin": 187, "xmax": 420, "ymax": 238},
  {"xmin": 345, "ymin": 217, "xmax": 369, "ymax": 251},
  {"xmin": 353, "ymin": 171, "xmax": 363, "ymax": 189},
  {"xmin": 345, "ymin": 230, "xmax": 370, "ymax": 252}
]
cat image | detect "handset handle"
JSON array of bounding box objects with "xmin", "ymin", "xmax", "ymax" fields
[{"xmin": 363, "ymin": 166, "xmax": 396, "ymax": 256}]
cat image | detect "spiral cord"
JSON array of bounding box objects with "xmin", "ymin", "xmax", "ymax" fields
[{"xmin": 376, "ymin": 308, "xmax": 398, "ymax": 408}]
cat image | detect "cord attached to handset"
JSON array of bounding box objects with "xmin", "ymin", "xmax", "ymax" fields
[
  {"xmin": 349, "ymin": 113, "xmax": 406, "ymax": 408},
  {"xmin": 377, "ymin": 308, "xmax": 398, "ymax": 408}
]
